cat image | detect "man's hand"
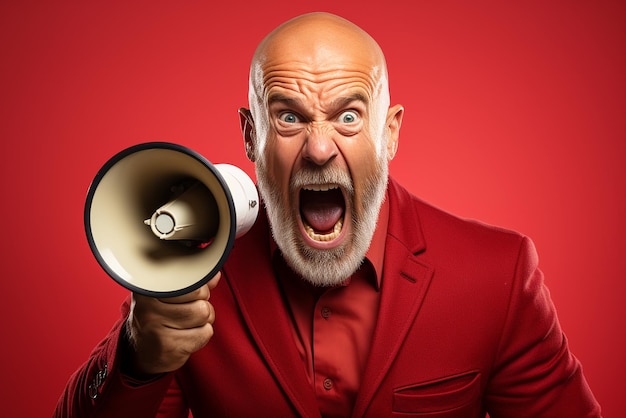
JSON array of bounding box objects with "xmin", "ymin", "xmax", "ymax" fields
[{"xmin": 125, "ymin": 272, "xmax": 221, "ymax": 376}]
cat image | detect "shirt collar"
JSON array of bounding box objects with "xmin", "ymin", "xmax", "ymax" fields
[{"xmin": 366, "ymin": 193, "xmax": 389, "ymax": 290}]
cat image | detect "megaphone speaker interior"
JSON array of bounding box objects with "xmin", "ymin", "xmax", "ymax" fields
[{"xmin": 84, "ymin": 142, "xmax": 259, "ymax": 297}]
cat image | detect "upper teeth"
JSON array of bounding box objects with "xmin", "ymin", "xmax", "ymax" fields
[{"xmin": 303, "ymin": 184, "xmax": 339, "ymax": 192}]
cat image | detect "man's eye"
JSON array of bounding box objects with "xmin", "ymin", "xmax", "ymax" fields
[
  {"xmin": 279, "ymin": 112, "xmax": 300, "ymax": 123},
  {"xmin": 339, "ymin": 111, "xmax": 358, "ymax": 124}
]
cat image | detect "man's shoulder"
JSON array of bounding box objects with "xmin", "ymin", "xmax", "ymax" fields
[{"xmin": 387, "ymin": 177, "xmax": 527, "ymax": 256}]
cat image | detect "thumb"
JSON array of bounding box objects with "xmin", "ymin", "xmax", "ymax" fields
[{"xmin": 207, "ymin": 271, "xmax": 221, "ymax": 291}]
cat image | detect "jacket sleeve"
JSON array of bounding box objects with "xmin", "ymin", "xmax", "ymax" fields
[
  {"xmin": 485, "ymin": 236, "xmax": 601, "ymax": 417},
  {"xmin": 53, "ymin": 297, "xmax": 189, "ymax": 418}
]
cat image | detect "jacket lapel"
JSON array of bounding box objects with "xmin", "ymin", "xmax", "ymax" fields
[
  {"xmin": 223, "ymin": 214, "xmax": 321, "ymax": 418},
  {"xmin": 353, "ymin": 178, "xmax": 434, "ymax": 417},
  {"xmin": 224, "ymin": 178, "xmax": 433, "ymax": 417}
]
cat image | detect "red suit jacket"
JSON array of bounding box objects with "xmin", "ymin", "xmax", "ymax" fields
[{"xmin": 55, "ymin": 178, "xmax": 600, "ymax": 417}]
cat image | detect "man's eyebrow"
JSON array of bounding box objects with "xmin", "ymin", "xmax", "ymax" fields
[
  {"xmin": 267, "ymin": 94, "xmax": 301, "ymax": 107},
  {"xmin": 332, "ymin": 93, "xmax": 369, "ymax": 109},
  {"xmin": 268, "ymin": 93, "xmax": 369, "ymax": 108}
]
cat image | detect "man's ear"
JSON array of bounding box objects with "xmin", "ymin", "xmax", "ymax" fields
[
  {"xmin": 385, "ymin": 104, "xmax": 404, "ymax": 161},
  {"xmin": 238, "ymin": 107, "xmax": 256, "ymax": 162}
]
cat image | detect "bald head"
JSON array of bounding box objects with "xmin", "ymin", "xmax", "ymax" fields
[{"xmin": 252, "ymin": 12, "xmax": 387, "ymax": 77}]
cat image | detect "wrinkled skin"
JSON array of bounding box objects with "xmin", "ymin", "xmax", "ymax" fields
[{"xmin": 240, "ymin": 12, "xmax": 403, "ymax": 286}]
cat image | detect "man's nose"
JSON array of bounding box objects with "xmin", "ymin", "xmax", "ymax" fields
[{"xmin": 302, "ymin": 125, "xmax": 338, "ymax": 166}]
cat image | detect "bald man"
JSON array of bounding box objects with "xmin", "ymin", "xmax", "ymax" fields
[{"xmin": 55, "ymin": 13, "xmax": 600, "ymax": 417}]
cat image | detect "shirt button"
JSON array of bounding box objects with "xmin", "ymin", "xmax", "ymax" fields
[
  {"xmin": 323, "ymin": 378, "xmax": 333, "ymax": 390},
  {"xmin": 321, "ymin": 307, "xmax": 331, "ymax": 319}
]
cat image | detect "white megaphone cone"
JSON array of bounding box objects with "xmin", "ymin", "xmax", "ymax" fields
[{"xmin": 84, "ymin": 142, "xmax": 258, "ymax": 297}]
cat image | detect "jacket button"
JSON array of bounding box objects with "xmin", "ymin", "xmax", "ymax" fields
[
  {"xmin": 323, "ymin": 378, "xmax": 333, "ymax": 390},
  {"xmin": 321, "ymin": 307, "xmax": 331, "ymax": 319}
]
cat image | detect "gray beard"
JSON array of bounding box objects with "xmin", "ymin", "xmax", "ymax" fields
[{"xmin": 256, "ymin": 159, "xmax": 388, "ymax": 287}]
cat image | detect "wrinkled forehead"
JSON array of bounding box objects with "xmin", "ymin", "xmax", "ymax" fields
[{"xmin": 250, "ymin": 14, "xmax": 388, "ymax": 102}]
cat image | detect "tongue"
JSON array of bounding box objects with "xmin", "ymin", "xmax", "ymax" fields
[{"xmin": 300, "ymin": 189, "xmax": 344, "ymax": 233}]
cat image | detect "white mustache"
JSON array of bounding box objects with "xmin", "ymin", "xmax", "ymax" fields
[{"xmin": 290, "ymin": 165, "xmax": 354, "ymax": 195}]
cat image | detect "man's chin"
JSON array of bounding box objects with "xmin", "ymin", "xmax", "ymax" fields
[
  {"xmin": 281, "ymin": 229, "xmax": 368, "ymax": 287},
  {"xmin": 288, "ymin": 249, "xmax": 360, "ymax": 287}
]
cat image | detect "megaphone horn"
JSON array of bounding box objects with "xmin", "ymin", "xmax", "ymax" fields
[{"xmin": 84, "ymin": 142, "xmax": 259, "ymax": 297}]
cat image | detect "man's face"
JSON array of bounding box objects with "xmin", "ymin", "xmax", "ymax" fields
[{"xmin": 245, "ymin": 16, "xmax": 402, "ymax": 286}]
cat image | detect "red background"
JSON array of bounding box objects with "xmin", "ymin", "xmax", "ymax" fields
[{"xmin": 1, "ymin": 1, "xmax": 624, "ymax": 416}]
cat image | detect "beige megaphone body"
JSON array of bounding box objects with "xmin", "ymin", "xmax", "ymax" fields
[{"xmin": 84, "ymin": 142, "xmax": 259, "ymax": 297}]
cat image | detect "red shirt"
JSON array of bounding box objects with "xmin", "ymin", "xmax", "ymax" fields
[{"xmin": 272, "ymin": 197, "xmax": 389, "ymax": 417}]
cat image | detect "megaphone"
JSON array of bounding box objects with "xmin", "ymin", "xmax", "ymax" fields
[{"xmin": 84, "ymin": 142, "xmax": 259, "ymax": 297}]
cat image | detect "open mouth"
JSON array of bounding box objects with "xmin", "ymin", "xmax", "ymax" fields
[{"xmin": 299, "ymin": 184, "xmax": 346, "ymax": 242}]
